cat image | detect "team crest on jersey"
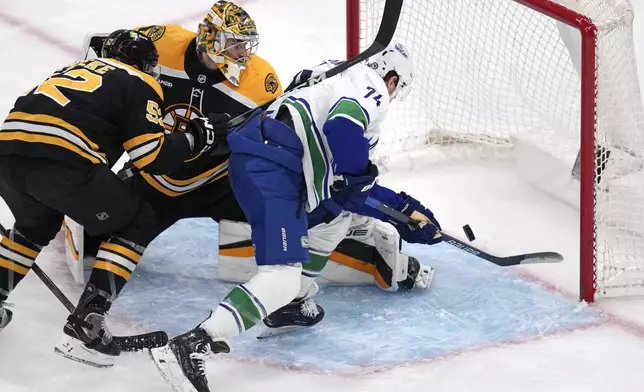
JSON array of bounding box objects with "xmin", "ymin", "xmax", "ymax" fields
[
  {"xmin": 163, "ymin": 103, "xmax": 204, "ymax": 134},
  {"xmin": 264, "ymin": 73, "xmax": 278, "ymax": 93},
  {"xmin": 139, "ymin": 25, "xmax": 166, "ymax": 42}
]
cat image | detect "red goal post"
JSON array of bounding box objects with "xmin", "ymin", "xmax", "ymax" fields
[{"xmin": 346, "ymin": 0, "xmax": 644, "ymax": 303}]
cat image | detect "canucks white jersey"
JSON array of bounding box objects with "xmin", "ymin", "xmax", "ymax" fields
[{"xmin": 270, "ymin": 61, "xmax": 390, "ymax": 212}]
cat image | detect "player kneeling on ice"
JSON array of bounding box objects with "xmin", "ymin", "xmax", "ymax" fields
[
  {"xmin": 150, "ymin": 42, "xmax": 441, "ymax": 392},
  {"xmin": 0, "ymin": 30, "xmax": 219, "ymax": 367}
]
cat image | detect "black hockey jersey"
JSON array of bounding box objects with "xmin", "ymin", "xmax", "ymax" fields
[
  {"xmin": 0, "ymin": 58, "xmax": 192, "ymax": 174},
  {"xmin": 85, "ymin": 25, "xmax": 283, "ymax": 197}
]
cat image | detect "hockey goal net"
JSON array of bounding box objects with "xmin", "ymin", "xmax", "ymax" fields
[{"xmin": 347, "ymin": 0, "xmax": 644, "ymax": 302}]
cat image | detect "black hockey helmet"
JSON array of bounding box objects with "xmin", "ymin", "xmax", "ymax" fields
[{"xmin": 102, "ymin": 29, "xmax": 160, "ymax": 79}]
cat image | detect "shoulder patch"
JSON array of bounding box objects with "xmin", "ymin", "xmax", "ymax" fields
[
  {"xmin": 139, "ymin": 25, "xmax": 166, "ymax": 42},
  {"xmin": 264, "ymin": 73, "xmax": 279, "ymax": 94}
]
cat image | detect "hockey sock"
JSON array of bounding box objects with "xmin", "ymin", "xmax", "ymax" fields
[
  {"xmin": 88, "ymin": 237, "xmax": 144, "ymax": 299},
  {"xmin": 202, "ymin": 264, "xmax": 301, "ymax": 340},
  {"xmin": 297, "ymin": 251, "xmax": 329, "ymax": 299},
  {"xmin": 0, "ymin": 229, "xmax": 42, "ymax": 301}
]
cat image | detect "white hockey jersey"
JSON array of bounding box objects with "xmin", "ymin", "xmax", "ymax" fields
[{"xmin": 269, "ymin": 61, "xmax": 390, "ymax": 212}]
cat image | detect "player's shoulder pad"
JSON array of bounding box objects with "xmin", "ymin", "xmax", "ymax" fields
[
  {"xmin": 343, "ymin": 63, "xmax": 390, "ymax": 123},
  {"xmin": 136, "ymin": 24, "xmax": 195, "ymax": 71},
  {"xmin": 99, "ymin": 58, "xmax": 164, "ymax": 100},
  {"xmin": 232, "ymin": 55, "xmax": 283, "ymax": 106}
]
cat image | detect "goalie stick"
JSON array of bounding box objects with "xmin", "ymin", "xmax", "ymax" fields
[
  {"xmin": 364, "ymin": 197, "xmax": 564, "ymax": 266},
  {"xmin": 117, "ymin": 0, "xmax": 404, "ymax": 181},
  {"xmin": 0, "ymin": 223, "xmax": 168, "ymax": 351}
]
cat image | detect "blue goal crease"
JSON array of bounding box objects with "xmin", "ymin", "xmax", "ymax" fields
[{"xmin": 110, "ymin": 218, "xmax": 603, "ymax": 372}]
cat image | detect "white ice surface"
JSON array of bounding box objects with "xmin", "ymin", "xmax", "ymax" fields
[{"xmin": 2, "ymin": 0, "xmax": 644, "ymax": 391}]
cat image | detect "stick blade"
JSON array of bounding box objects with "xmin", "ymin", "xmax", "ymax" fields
[{"xmin": 497, "ymin": 252, "xmax": 564, "ymax": 267}]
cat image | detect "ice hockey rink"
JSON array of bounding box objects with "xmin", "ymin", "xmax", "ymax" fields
[{"xmin": 2, "ymin": 0, "xmax": 644, "ymax": 391}]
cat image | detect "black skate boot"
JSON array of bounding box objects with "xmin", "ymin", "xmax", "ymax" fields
[
  {"xmin": 0, "ymin": 301, "xmax": 12, "ymax": 331},
  {"xmin": 257, "ymin": 298, "xmax": 325, "ymax": 339},
  {"xmin": 54, "ymin": 283, "xmax": 120, "ymax": 368},
  {"xmin": 150, "ymin": 327, "xmax": 230, "ymax": 392}
]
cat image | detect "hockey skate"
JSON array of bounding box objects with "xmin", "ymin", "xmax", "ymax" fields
[
  {"xmin": 0, "ymin": 302, "xmax": 12, "ymax": 331},
  {"xmin": 257, "ymin": 298, "xmax": 325, "ymax": 339},
  {"xmin": 54, "ymin": 283, "xmax": 120, "ymax": 368},
  {"xmin": 150, "ymin": 327, "xmax": 230, "ymax": 392}
]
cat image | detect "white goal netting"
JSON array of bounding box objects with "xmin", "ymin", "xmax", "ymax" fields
[{"xmin": 354, "ymin": 0, "xmax": 644, "ymax": 301}]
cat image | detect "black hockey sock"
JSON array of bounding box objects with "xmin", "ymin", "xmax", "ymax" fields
[
  {"xmin": 0, "ymin": 229, "xmax": 42, "ymax": 300},
  {"xmin": 87, "ymin": 237, "xmax": 144, "ymax": 299}
]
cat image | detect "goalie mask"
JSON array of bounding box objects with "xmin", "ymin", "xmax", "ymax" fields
[
  {"xmin": 197, "ymin": 1, "xmax": 259, "ymax": 86},
  {"xmin": 367, "ymin": 42, "xmax": 414, "ymax": 100}
]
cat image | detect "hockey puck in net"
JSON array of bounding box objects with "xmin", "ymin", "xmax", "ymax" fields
[{"xmin": 462, "ymin": 224, "xmax": 475, "ymax": 242}]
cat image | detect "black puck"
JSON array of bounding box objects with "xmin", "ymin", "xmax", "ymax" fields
[{"xmin": 463, "ymin": 224, "xmax": 475, "ymax": 241}]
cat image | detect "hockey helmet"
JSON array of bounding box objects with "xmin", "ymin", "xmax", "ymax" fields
[
  {"xmin": 196, "ymin": 1, "xmax": 259, "ymax": 86},
  {"xmin": 102, "ymin": 29, "xmax": 160, "ymax": 80},
  {"xmin": 366, "ymin": 42, "xmax": 414, "ymax": 100}
]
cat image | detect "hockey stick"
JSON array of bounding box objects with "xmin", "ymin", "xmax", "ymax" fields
[
  {"xmin": 0, "ymin": 223, "xmax": 168, "ymax": 351},
  {"xmin": 226, "ymin": 0, "xmax": 403, "ymax": 128},
  {"xmin": 364, "ymin": 197, "xmax": 564, "ymax": 266},
  {"xmin": 118, "ymin": 0, "xmax": 403, "ymax": 181}
]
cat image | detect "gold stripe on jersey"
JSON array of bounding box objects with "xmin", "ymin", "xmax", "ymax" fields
[
  {"xmin": 99, "ymin": 58, "xmax": 164, "ymax": 100},
  {"xmin": 123, "ymin": 132, "xmax": 164, "ymax": 169},
  {"xmin": 138, "ymin": 25, "xmax": 195, "ymax": 72},
  {"xmin": 5, "ymin": 112, "xmax": 100, "ymax": 150},
  {"xmin": 140, "ymin": 160, "xmax": 228, "ymax": 197},
  {"xmin": 223, "ymin": 56, "xmax": 283, "ymax": 106},
  {"xmin": 2, "ymin": 112, "xmax": 108, "ymax": 164}
]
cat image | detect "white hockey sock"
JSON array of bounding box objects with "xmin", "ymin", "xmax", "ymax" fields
[{"xmin": 201, "ymin": 263, "xmax": 302, "ymax": 340}]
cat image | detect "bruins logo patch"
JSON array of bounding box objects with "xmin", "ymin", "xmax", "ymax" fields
[
  {"xmin": 264, "ymin": 73, "xmax": 278, "ymax": 94},
  {"xmin": 139, "ymin": 25, "xmax": 166, "ymax": 42}
]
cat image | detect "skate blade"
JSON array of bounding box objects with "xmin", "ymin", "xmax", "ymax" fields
[
  {"xmin": 149, "ymin": 345, "xmax": 198, "ymax": 392},
  {"xmin": 54, "ymin": 335, "xmax": 114, "ymax": 368},
  {"xmin": 256, "ymin": 324, "xmax": 310, "ymax": 339}
]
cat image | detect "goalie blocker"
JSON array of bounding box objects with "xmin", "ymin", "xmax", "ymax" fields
[{"xmin": 218, "ymin": 214, "xmax": 434, "ymax": 292}]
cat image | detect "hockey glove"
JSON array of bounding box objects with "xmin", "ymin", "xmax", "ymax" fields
[
  {"xmin": 186, "ymin": 114, "xmax": 230, "ymax": 156},
  {"xmin": 331, "ymin": 161, "xmax": 379, "ymax": 212},
  {"xmin": 394, "ymin": 192, "xmax": 442, "ymax": 245}
]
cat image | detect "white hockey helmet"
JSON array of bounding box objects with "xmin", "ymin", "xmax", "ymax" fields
[{"xmin": 366, "ymin": 42, "xmax": 414, "ymax": 100}]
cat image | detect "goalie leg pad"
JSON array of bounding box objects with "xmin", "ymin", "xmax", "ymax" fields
[
  {"xmin": 218, "ymin": 220, "xmax": 258, "ymax": 282},
  {"xmin": 326, "ymin": 215, "xmax": 434, "ymax": 291}
]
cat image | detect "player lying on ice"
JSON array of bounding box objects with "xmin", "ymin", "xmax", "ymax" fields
[
  {"xmin": 149, "ymin": 41, "xmax": 443, "ymax": 392},
  {"xmin": 64, "ymin": 0, "xmax": 443, "ymax": 342}
]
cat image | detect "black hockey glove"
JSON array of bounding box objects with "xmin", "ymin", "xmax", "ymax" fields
[
  {"xmin": 186, "ymin": 113, "xmax": 230, "ymax": 156},
  {"xmin": 331, "ymin": 161, "xmax": 379, "ymax": 212}
]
